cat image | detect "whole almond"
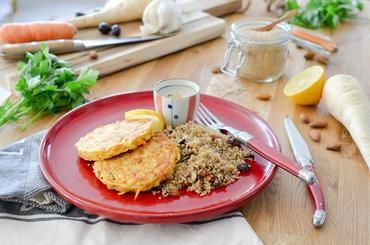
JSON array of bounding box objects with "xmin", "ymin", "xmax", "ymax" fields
[
  {"xmin": 211, "ymin": 66, "xmax": 221, "ymax": 74},
  {"xmin": 299, "ymin": 113, "xmax": 310, "ymax": 124},
  {"xmin": 326, "ymin": 143, "xmax": 341, "ymax": 152},
  {"xmin": 304, "ymin": 51, "xmax": 315, "ymax": 60},
  {"xmin": 316, "ymin": 55, "xmax": 329, "ymax": 65},
  {"xmin": 89, "ymin": 50, "xmax": 98, "ymax": 60},
  {"xmin": 256, "ymin": 93, "xmax": 271, "ymax": 101},
  {"xmin": 310, "ymin": 120, "xmax": 328, "ymax": 129},
  {"xmin": 308, "ymin": 129, "xmax": 321, "ymax": 142},
  {"xmin": 296, "ymin": 44, "xmax": 304, "ymax": 49}
]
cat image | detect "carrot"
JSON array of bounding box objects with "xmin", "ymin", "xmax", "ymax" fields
[{"xmin": 0, "ymin": 21, "xmax": 76, "ymax": 44}]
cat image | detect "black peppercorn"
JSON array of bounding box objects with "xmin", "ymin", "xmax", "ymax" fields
[
  {"xmin": 111, "ymin": 24, "xmax": 121, "ymax": 37},
  {"xmin": 98, "ymin": 22, "xmax": 111, "ymax": 35}
]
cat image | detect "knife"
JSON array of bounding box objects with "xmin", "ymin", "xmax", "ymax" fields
[
  {"xmin": 291, "ymin": 36, "xmax": 331, "ymax": 58},
  {"xmin": 283, "ymin": 116, "xmax": 327, "ymax": 228},
  {"xmin": 0, "ymin": 35, "xmax": 170, "ymax": 58}
]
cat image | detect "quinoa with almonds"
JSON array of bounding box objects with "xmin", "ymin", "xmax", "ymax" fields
[{"xmin": 159, "ymin": 122, "xmax": 253, "ymax": 197}]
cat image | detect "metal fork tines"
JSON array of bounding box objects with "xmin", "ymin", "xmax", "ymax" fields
[
  {"xmin": 196, "ymin": 103, "xmax": 255, "ymax": 142},
  {"xmin": 196, "ymin": 103, "xmax": 224, "ymax": 129}
]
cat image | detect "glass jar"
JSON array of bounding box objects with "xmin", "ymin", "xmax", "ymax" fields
[{"xmin": 221, "ymin": 19, "xmax": 291, "ymax": 83}]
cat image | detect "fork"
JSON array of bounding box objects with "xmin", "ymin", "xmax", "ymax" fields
[{"xmin": 195, "ymin": 103, "xmax": 316, "ymax": 184}]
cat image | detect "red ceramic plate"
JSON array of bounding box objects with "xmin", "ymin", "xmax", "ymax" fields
[{"xmin": 40, "ymin": 91, "xmax": 279, "ymax": 224}]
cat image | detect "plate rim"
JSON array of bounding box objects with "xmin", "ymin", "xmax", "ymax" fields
[{"xmin": 39, "ymin": 90, "xmax": 280, "ymax": 222}]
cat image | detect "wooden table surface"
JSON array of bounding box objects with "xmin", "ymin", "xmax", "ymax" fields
[{"xmin": 0, "ymin": 2, "xmax": 369, "ymax": 245}]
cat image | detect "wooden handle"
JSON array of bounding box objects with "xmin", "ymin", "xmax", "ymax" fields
[
  {"xmin": 292, "ymin": 28, "xmax": 338, "ymax": 53},
  {"xmin": 0, "ymin": 40, "xmax": 78, "ymax": 58}
]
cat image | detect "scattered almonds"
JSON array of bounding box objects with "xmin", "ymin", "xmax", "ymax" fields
[
  {"xmin": 296, "ymin": 45, "xmax": 304, "ymax": 49},
  {"xmin": 308, "ymin": 129, "xmax": 321, "ymax": 142},
  {"xmin": 326, "ymin": 143, "xmax": 341, "ymax": 152},
  {"xmin": 256, "ymin": 93, "xmax": 272, "ymax": 101},
  {"xmin": 211, "ymin": 66, "xmax": 221, "ymax": 74},
  {"xmin": 316, "ymin": 55, "xmax": 329, "ymax": 65},
  {"xmin": 310, "ymin": 120, "xmax": 328, "ymax": 129},
  {"xmin": 299, "ymin": 113, "xmax": 310, "ymax": 124},
  {"xmin": 89, "ymin": 51, "xmax": 98, "ymax": 60},
  {"xmin": 304, "ymin": 51, "xmax": 315, "ymax": 60}
]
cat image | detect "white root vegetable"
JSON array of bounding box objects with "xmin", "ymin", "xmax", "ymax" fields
[
  {"xmin": 68, "ymin": 0, "xmax": 152, "ymax": 29},
  {"xmin": 322, "ymin": 74, "xmax": 370, "ymax": 169},
  {"xmin": 140, "ymin": 0, "xmax": 182, "ymax": 36},
  {"xmin": 0, "ymin": 87, "xmax": 11, "ymax": 106}
]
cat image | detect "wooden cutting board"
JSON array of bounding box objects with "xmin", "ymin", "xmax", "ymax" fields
[{"xmin": 0, "ymin": 0, "xmax": 242, "ymax": 92}]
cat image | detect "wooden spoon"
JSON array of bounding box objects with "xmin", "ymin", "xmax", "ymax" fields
[{"xmin": 254, "ymin": 9, "xmax": 298, "ymax": 32}]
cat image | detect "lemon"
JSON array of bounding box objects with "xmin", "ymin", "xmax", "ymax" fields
[
  {"xmin": 125, "ymin": 109, "xmax": 165, "ymax": 133},
  {"xmin": 284, "ymin": 66, "xmax": 326, "ymax": 105}
]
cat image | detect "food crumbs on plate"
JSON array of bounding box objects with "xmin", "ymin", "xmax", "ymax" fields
[{"xmin": 161, "ymin": 122, "xmax": 253, "ymax": 197}]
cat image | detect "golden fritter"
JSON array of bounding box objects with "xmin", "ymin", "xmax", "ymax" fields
[
  {"xmin": 75, "ymin": 120, "xmax": 154, "ymax": 161},
  {"xmin": 93, "ymin": 133, "xmax": 180, "ymax": 197}
]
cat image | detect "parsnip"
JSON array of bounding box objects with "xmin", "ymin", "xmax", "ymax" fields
[
  {"xmin": 322, "ymin": 74, "xmax": 370, "ymax": 169},
  {"xmin": 68, "ymin": 0, "xmax": 152, "ymax": 29},
  {"xmin": 0, "ymin": 87, "xmax": 11, "ymax": 106}
]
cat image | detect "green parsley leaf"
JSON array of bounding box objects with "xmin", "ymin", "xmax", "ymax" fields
[
  {"xmin": 287, "ymin": 0, "xmax": 364, "ymax": 29},
  {"xmin": 0, "ymin": 45, "xmax": 99, "ymax": 129}
]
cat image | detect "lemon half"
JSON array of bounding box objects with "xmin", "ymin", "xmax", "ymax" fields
[
  {"xmin": 284, "ymin": 66, "xmax": 326, "ymax": 105},
  {"xmin": 125, "ymin": 109, "xmax": 165, "ymax": 133}
]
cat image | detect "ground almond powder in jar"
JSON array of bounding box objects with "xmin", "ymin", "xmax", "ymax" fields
[{"xmin": 222, "ymin": 20, "xmax": 291, "ymax": 83}]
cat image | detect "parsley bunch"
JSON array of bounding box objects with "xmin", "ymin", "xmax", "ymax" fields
[
  {"xmin": 0, "ymin": 45, "xmax": 99, "ymax": 129},
  {"xmin": 287, "ymin": 0, "xmax": 364, "ymax": 29}
]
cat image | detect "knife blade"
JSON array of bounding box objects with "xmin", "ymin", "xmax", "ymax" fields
[
  {"xmin": 284, "ymin": 116, "xmax": 327, "ymax": 228},
  {"xmin": 0, "ymin": 34, "xmax": 170, "ymax": 58},
  {"xmin": 291, "ymin": 36, "xmax": 331, "ymax": 58}
]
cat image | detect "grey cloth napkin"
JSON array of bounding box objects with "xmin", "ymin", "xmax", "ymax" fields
[{"xmin": 0, "ymin": 132, "xmax": 70, "ymax": 213}]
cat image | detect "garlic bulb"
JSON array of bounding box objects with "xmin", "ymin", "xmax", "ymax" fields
[{"xmin": 140, "ymin": 0, "xmax": 182, "ymax": 36}]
